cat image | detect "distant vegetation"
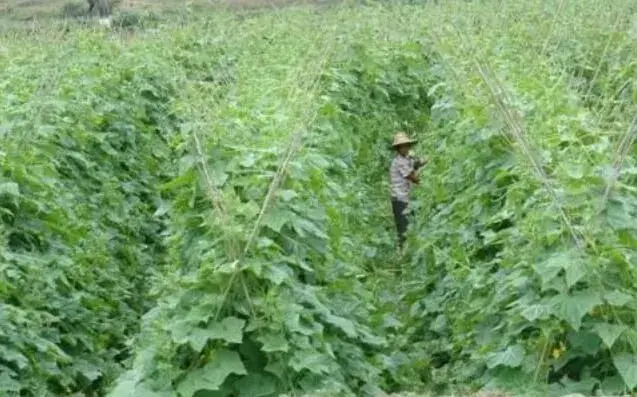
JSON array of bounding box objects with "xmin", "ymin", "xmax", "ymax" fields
[
  {"xmin": 1, "ymin": 1, "xmax": 636, "ymax": 397},
  {"xmin": 85, "ymin": 0, "xmax": 116, "ymax": 17}
]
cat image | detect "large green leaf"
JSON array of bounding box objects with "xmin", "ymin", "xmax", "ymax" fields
[
  {"xmin": 551, "ymin": 290, "xmax": 602, "ymax": 330},
  {"xmin": 568, "ymin": 330, "xmax": 602, "ymax": 355},
  {"xmin": 0, "ymin": 372, "xmax": 21, "ymax": 393},
  {"xmin": 108, "ymin": 372, "xmax": 171, "ymax": 397},
  {"xmin": 533, "ymin": 252, "xmax": 567, "ymax": 288},
  {"xmin": 612, "ymin": 353, "xmax": 637, "ymax": 389},
  {"xmin": 534, "ymin": 250, "xmax": 586, "ymax": 289},
  {"xmin": 604, "ymin": 290, "xmax": 634, "ymax": 307},
  {"xmin": 234, "ymin": 372, "xmax": 278, "ymax": 397},
  {"xmin": 0, "ymin": 346, "xmax": 29, "ymax": 370},
  {"xmin": 323, "ymin": 313, "xmax": 357, "ymax": 338},
  {"xmin": 0, "ymin": 182, "xmax": 19, "ymax": 197},
  {"xmin": 485, "ymin": 344, "xmax": 525, "ymax": 369},
  {"xmin": 594, "ymin": 323, "xmax": 628, "ymax": 349},
  {"xmin": 256, "ymin": 332, "xmax": 289, "ymax": 353},
  {"xmin": 520, "ymin": 304, "xmax": 550, "ymax": 322},
  {"xmin": 556, "ymin": 376, "xmax": 600, "ymax": 396},
  {"xmin": 168, "ymin": 316, "xmax": 245, "ymax": 351},
  {"xmin": 600, "ymin": 375, "xmax": 627, "ymax": 395},
  {"xmin": 192, "ymin": 317, "xmax": 246, "ymax": 350},
  {"xmin": 176, "ymin": 349, "xmax": 247, "ymax": 397},
  {"xmin": 564, "ymin": 257, "xmax": 587, "ymax": 289},
  {"xmin": 289, "ymin": 349, "xmax": 335, "ymax": 375}
]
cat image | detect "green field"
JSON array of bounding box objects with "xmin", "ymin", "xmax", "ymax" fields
[{"xmin": 1, "ymin": 0, "xmax": 637, "ymax": 396}]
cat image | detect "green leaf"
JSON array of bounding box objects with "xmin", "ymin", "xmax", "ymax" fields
[
  {"xmin": 0, "ymin": 372, "xmax": 21, "ymax": 392},
  {"xmin": 209, "ymin": 164, "xmax": 228, "ymax": 187},
  {"xmin": 73, "ymin": 359, "xmax": 102, "ymax": 382},
  {"xmin": 534, "ymin": 250, "xmax": 586, "ymax": 289},
  {"xmin": 190, "ymin": 317, "xmax": 246, "ymax": 351},
  {"xmin": 622, "ymin": 329, "xmax": 637, "ymax": 348},
  {"xmin": 0, "ymin": 346, "xmax": 29, "ymax": 370},
  {"xmin": 359, "ymin": 329, "xmax": 387, "ymax": 347},
  {"xmin": 600, "ymin": 375, "xmax": 627, "ymax": 395},
  {"xmin": 289, "ymin": 350, "xmax": 334, "ymax": 375},
  {"xmin": 323, "ymin": 313, "xmax": 357, "ymax": 338},
  {"xmin": 551, "ymin": 290, "xmax": 602, "ymax": 330},
  {"xmin": 564, "ymin": 258, "xmax": 586, "ymax": 288},
  {"xmin": 486, "ymin": 344, "xmax": 525, "ymax": 369},
  {"xmin": 263, "ymin": 263, "xmax": 293, "ymax": 285},
  {"xmin": 235, "ymin": 372, "xmax": 278, "ymax": 397},
  {"xmin": 256, "ymin": 332, "xmax": 289, "ymax": 353},
  {"xmin": 568, "ymin": 330, "xmax": 602, "ymax": 355},
  {"xmin": 430, "ymin": 314, "xmax": 447, "ymax": 333},
  {"xmin": 264, "ymin": 359, "xmax": 287, "ymax": 379},
  {"xmin": 0, "ymin": 182, "xmax": 19, "ymax": 196},
  {"xmin": 170, "ymin": 316, "xmax": 245, "ymax": 351},
  {"xmin": 262, "ymin": 208, "xmax": 295, "ymax": 233},
  {"xmin": 107, "ymin": 371, "xmax": 139, "ymax": 397},
  {"xmin": 564, "ymin": 163, "xmax": 584, "ymax": 179},
  {"xmin": 239, "ymin": 153, "xmax": 257, "ymax": 167},
  {"xmin": 606, "ymin": 200, "xmax": 637, "ymax": 230},
  {"xmin": 189, "ymin": 329, "xmax": 212, "ymax": 352},
  {"xmin": 263, "ymin": 263, "xmax": 294, "ymax": 285},
  {"xmin": 594, "ymin": 323, "xmax": 628, "ymax": 348},
  {"xmin": 108, "ymin": 372, "xmax": 170, "ymax": 397},
  {"xmin": 558, "ymin": 376, "xmax": 600, "ymax": 395},
  {"xmin": 382, "ymin": 314, "xmax": 403, "ymax": 329},
  {"xmin": 167, "ymin": 319, "xmax": 193, "ymax": 344},
  {"xmin": 520, "ymin": 304, "xmax": 550, "ymax": 322},
  {"xmin": 604, "ymin": 290, "xmax": 634, "ymax": 307},
  {"xmin": 176, "ymin": 349, "xmax": 247, "ymax": 397},
  {"xmin": 534, "ymin": 254, "xmax": 564, "ymax": 289},
  {"xmin": 278, "ymin": 189, "xmax": 298, "ymax": 202},
  {"xmin": 290, "ymin": 217, "xmax": 328, "ymax": 239},
  {"xmin": 160, "ymin": 169, "xmax": 196, "ymax": 190},
  {"xmin": 612, "ymin": 353, "xmax": 637, "ymax": 389}
]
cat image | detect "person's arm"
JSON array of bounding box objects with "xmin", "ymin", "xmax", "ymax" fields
[
  {"xmin": 399, "ymin": 157, "xmax": 420, "ymax": 184},
  {"xmin": 407, "ymin": 170, "xmax": 420, "ymax": 184},
  {"xmin": 411, "ymin": 156, "xmax": 429, "ymax": 171},
  {"xmin": 405, "ymin": 156, "xmax": 428, "ymax": 184}
]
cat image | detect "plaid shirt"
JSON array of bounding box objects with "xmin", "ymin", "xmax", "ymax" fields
[{"xmin": 390, "ymin": 154, "xmax": 415, "ymax": 203}]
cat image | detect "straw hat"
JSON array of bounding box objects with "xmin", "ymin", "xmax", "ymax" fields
[{"xmin": 391, "ymin": 132, "xmax": 417, "ymax": 148}]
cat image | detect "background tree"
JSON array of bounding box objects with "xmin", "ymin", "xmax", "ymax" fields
[{"xmin": 87, "ymin": 0, "xmax": 113, "ymax": 17}]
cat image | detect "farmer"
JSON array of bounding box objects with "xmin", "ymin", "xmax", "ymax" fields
[{"xmin": 389, "ymin": 131, "xmax": 427, "ymax": 249}]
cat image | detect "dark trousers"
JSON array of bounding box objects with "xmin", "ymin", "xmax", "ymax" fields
[{"xmin": 391, "ymin": 198, "xmax": 409, "ymax": 248}]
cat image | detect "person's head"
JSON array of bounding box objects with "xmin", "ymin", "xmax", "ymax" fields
[
  {"xmin": 391, "ymin": 132, "xmax": 416, "ymax": 156},
  {"xmin": 394, "ymin": 143, "xmax": 412, "ymax": 156}
]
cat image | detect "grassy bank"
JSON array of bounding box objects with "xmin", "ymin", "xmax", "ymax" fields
[{"xmin": 1, "ymin": 0, "xmax": 636, "ymax": 396}]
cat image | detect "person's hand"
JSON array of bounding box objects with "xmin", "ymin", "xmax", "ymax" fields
[{"xmin": 414, "ymin": 157, "xmax": 428, "ymax": 169}]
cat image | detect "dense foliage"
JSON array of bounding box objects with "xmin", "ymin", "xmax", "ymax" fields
[
  {"xmin": 1, "ymin": 1, "xmax": 636, "ymax": 396},
  {"xmin": 403, "ymin": 3, "xmax": 637, "ymax": 395},
  {"xmin": 0, "ymin": 35, "xmax": 181, "ymax": 395}
]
